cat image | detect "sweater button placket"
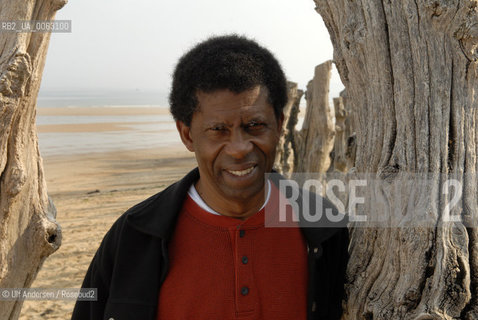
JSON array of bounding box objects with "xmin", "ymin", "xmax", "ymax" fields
[{"xmin": 236, "ymin": 226, "xmax": 254, "ymax": 314}]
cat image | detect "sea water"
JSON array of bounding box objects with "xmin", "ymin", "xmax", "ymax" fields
[
  {"xmin": 36, "ymin": 89, "xmax": 181, "ymax": 157},
  {"xmin": 36, "ymin": 89, "xmax": 168, "ymax": 108}
]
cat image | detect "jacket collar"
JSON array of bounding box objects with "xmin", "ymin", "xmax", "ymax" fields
[
  {"xmin": 126, "ymin": 167, "xmax": 199, "ymax": 240},
  {"xmin": 267, "ymin": 172, "xmax": 345, "ymax": 247},
  {"xmin": 125, "ymin": 167, "xmax": 342, "ymax": 246}
]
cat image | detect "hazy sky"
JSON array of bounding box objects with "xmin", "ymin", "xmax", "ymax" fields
[{"xmin": 40, "ymin": 0, "xmax": 344, "ymax": 104}]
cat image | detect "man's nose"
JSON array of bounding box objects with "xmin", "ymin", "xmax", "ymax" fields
[{"xmin": 224, "ymin": 129, "xmax": 253, "ymax": 159}]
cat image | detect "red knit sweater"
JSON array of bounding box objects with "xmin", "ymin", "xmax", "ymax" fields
[{"xmin": 157, "ymin": 185, "xmax": 308, "ymax": 320}]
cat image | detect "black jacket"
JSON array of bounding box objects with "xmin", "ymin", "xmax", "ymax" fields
[{"xmin": 71, "ymin": 168, "xmax": 349, "ymax": 320}]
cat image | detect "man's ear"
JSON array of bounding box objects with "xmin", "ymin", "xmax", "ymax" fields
[{"xmin": 176, "ymin": 121, "xmax": 194, "ymax": 152}]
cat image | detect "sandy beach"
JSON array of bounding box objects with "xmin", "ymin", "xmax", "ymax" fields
[{"xmin": 19, "ymin": 107, "xmax": 196, "ymax": 319}]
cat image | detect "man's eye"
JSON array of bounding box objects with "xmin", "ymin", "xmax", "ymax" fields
[
  {"xmin": 210, "ymin": 126, "xmax": 226, "ymax": 131},
  {"xmin": 247, "ymin": 122, "xmax": 265, "ymax": 129}
]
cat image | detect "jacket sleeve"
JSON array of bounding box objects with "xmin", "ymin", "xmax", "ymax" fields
[
  {"xmin": 331, "ymin": 227, "xmax": 349, "ymax": 319},
  {"xmin": 317, "ymin": 226, "xmax": 349, "ymax": 319},
  {"xmin": 71, "ymin": 217, "xmax": 125, "ymax": 320}
]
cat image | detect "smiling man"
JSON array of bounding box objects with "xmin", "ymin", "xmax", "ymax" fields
[
  {"xmin": 72, "ymin": 35, "xmax": 349, "ymax": 320},
  {"xmin": 177, "ymin": 86, "xmax": 279, "ymax": 219}
]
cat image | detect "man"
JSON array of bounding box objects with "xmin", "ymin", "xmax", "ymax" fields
[{"xmin": 72, "ymin": 35, "xmax": 348, "ymax": 320}]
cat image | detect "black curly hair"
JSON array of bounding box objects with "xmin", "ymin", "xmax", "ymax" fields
[{"xmin": 169, "ymin": 34, "xmax": 288, "ymax": 126}]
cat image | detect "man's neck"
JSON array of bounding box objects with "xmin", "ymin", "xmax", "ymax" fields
[{"xmin": 194, "ymin": 179, "xmax": 267, "ymax": 220}]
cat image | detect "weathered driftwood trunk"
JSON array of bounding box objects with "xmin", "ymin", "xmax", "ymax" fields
[
  {"xmin": 0, "ymin": 0, "xmax": 65, "ymax": 319},
  {"xmin": 331, "ymin": 96, "xmax": 347, "ymax": 172},
  {"xmin": 294, "ymin": 60, "xmax": 335, "ymax": 173},
  {"xmin": 274, "ymin": 81, "xmax": 303, "ymax": 177},
  {"xmin": 315, "ymin": 0, "xmax": 478, "ymax": 319},
  {"xmin": 331, "ymin": 90, "xmax": 356, "ymax": 173}
]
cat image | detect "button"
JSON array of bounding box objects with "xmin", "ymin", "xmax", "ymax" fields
[
  {"xmin": 312, "ymin": 246, "xmax": 323, "ymax": 257},
  {"xmin": 241, "ymin": 286, "xmax": 249, "ymax": 296},
  {"xmin": 241, "ymin": 256, "xmax": 248, "ymax": 264},
  {"xmin": 239, "ymin": 230, "xmax": 245, "ymax": 238}
]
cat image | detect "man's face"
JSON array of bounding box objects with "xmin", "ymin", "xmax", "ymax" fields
[{"xmin": 177, "ymin": 85, "xmax": 283, "ymax": 211}]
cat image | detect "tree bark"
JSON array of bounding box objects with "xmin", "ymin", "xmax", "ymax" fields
[
  {"xmin": 315, "ymin": 0, "xmax": 478, "ymax": 318},
  {"xmin": 0, "ymin": 0, "xmax": 65, "ymax": 319},
  {"xmin": 294, "ymin": 60, "xmax": 335, "ymax": 173}
]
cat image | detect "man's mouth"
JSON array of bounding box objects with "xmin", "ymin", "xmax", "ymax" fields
[{"xmin": 226, "ymin": 166, "xmax": 256, "ymax": 177}]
